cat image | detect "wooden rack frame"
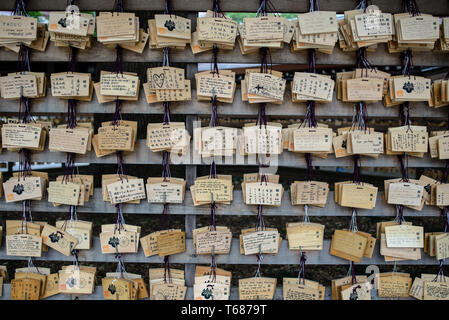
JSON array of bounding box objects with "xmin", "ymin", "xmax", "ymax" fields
[{"xmin": 0, "ymin": 0, "xmax": 448, "ymax": 300}]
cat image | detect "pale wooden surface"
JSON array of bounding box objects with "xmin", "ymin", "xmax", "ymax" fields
[
  {"xmin": 0, "ymin": 237, "xmax": 437, "ymax": 265},
  {"xmin": 0, "ymin": 0, "xmax": 445, "ymax": 301},
  {"xmin": 0, "ymin": 88, "xmax": 445, "ymax": 118},
  {"xmin": 0, "ymin": 41, "xmax": 448, "ymax": 66},
  {"xmin": 0, "ymin": 141, "xmax": 443, "ymax": 167},
  {"xmin": 0, "ymin": 189, "xmax": 441, "ymax": 217}
]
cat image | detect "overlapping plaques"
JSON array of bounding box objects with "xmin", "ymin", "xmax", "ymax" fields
[
  {"xmin": 148, "ymin": 14, "xmax": 190, "ymax": 50},
  {"xmin": 191, "ymin": 175, "xmax": 233, "ymax": 205},
  {"xmin": 386, "ymin": 76, "xmax": 431, "ymax": 105},
  {"xmin": 1, "ymin": 123, "xmax": 46, "ymax": 152},
  {"xmin": 192, "ymin": 10, "xmax": 238, "ymax": 54},
  {"xmin": 336, "ymin": 69, "xmax": 388, "ymax": 103},
  {"xmin": 140, "ymin": 229, "xmax": 185, "ymax": 257},
  {"xmin": 286, "ymin": 222, "xmax": 325, "ymax": 251},
  {"xmin": 5, "ymin": 220, "xmax": 43, "ymax": 257},
  {"xmin": 430, "ymin": 78, "xmax": 449, "ymax": 107},
  {"xmin": 50, "ymin": 72, "xmax": 93, "ymax": 101},
  {"xmin": 102, "ymin": 272, "xmax": 148, "ymax": 300},
  {"xmin": 41, "ymin": 223, "xmax": 79, "ymax": 256},
  {"xmin": 0, "ymin": 266, "xmax": 7, "ymax": 296},
  {"xmin": 339, "ymin": 8, "xmax": 393, "ymax": 51},
  {"xmin": 149, "ymin": 268, "xmax": 186, "ymax": 300},
  {"xmin": 97, "ymin": 11, "xmax": 148, "ymax": 53},
  {"xmin": 389, "ymin": 13, "xmax": 439, "ymax": 53},
  {"xmin": 194, "ymin": 125, "xmax": 239, "ymax": 157},
  {"xmin": 96, "ymin": 12, "xmax": 140, "ymax": 48},
  {"xmin": 55, "ymin": 220, "xmax": 93, "ymax": 250},
  {"xmin": 48, "ymin": 11, "xmax": 95, "ymax": 50},
  {"xmin": 101, "ymin": 174, "xmax": 141, "ymax": 204},
  {"xmin": 146, "ymin": 177, "xmax": 186, "ymax": 204},
  {"xmin": 146, "ymin": 122, "xmax": 190, "ymax": 154},
  {"xmin": 3, "ymin": 175, "xmax": 45, "ymax": 203},
  {"xmin": 240, "ymin": 16, "xmax": 285, "ymax": 50},
  {"xmin": 435, "ymin": 18, "xmax": 449, "ymax": 52},
  {"xmin": 93, "ymin": 120, "xmax": 138, "ymax": 156},
  {"xmin": 244, "ymin": 70, "xmax": 286, "ymax": 104},
  {"xmin": 242, "ymin": 181, "xmax": 284, "ymax": 207},
  {"xmin": 340, "ymin": 281, "xmax": 372, "ymax": 300},
  {"xmin": 384, "ymin": 178, "xmax": 424, "ymax": 209},
  {"xmin": 53, "ymin": 174, "xmax": 94, "ymax": 205},
  {"xmin": 376, "ymin": 272, "xmax": 413, "ymax": 298},
  {"xmin": 422, "ymin": 277, "xmax": 449, "ymax": 300},
  {"xmin": 290, "ymin": 181, "xmax": 329, "ymax": 207},
  {"xmin": 330, "ymin": 229, "xmax": 376, "ymax": 262},
  {"xmin": 409, "ymin": 274, "xmax": 449, "ymax": 300},
  {"xmin": 49, "ymin": 123, "xmax": 93, "ymax": 155},
  {"xmin": 100, "ymin": 224, "xmax": 141, "ymax": 254},
  {"xmin": 238, "ymin": 277, "xmax": 277, "ymax": 300},
  {"xmin": 196, "ymin": 70, "xmax": 236, "ymax": 103},
  {"xmin": 282, "ymin": 123, "xmax": 333, "ymax": 159},
  {"xmin": 333, "ymin": 127, "xmax": 383, "ymax": 159},
  {"xmin": 108, "ymin": 272, "xmax": 149, "ymax": 300},
  {"xmin": 58, "ymin": 265, "xmax": 96, "ymax": 295},
  {"xmin": 48, "ymin": 179, "xmax": 83, "ymax": 206},
  {"xmin": 143, "ymin": 67, "xmax": 191, "ymax": 103},
  {"xmin": 377, "ymin": 220, "xmax": 421, "ymax": 261},
  {"xmin": 1, "ymin": 72, "xmax": 46, "ymax": 99},
  {"xmin": 291, "ymin": 72, "xmax": 334, "ymax": 103},
  {"xmin": 283, "ymin": 278, "xmax": 325, "ymax": 300},
  {"xmin": 331, "ymin": 275, "xmax": 367, "ymax": 300},
  {"xmin": 386, "ymin": 125, "xmax": 428, "ymax": 154},
  {"xmin": 193, "ymin": 226, "xmax": 232, "ymax": 255},
  {"xmin": 0, "ymin": 15, "xmax": 48, "ymax": 52},
  {"xmin": 240, "ymin": 228, "xmax": 281, "ymax": 255},
  {"xmin": 293, "ymin": 11, "xmax": 338, "ymax": 53},
  {"xmin": 334, "ymin": 181, "xmax": 378, "ymax": 210},
  {"xmin": 95, "ymin": 71, "xmax": 140, "ymax": 102},
  {"xmin": 12, "ymin": 267, "xmax": 59, "ymax": 300},
  {"xmin": 241, "ymin": 122, "xmax": 283, "ymax": 155},
  {"xmin": 193, "ymin": 266, "xmax": 231, "ymax": 300}
]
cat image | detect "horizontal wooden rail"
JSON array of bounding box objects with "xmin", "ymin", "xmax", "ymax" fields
[
  {"xmin": 0, "ymin": 41, "xmax": 448, "ymax": 66},
  {"xmin": 0, "ymin": 238, "xmax": 438, "ymax": 265},
  {"xmin": 1, "ymin": 0, "xmax": 448, "ymax": 15},
  {"xmin": 0, "ymin": 189, "xmax": 441, "ymax": 217},
  {"xmin": 0, "ymin": 89, "xmax": 444, "ymax": 119},
  {"xmin": 0, "ymin": 141, "xmax": 443, "ymax": 167}
]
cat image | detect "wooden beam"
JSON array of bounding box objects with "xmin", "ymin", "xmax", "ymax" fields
[
  {"xmin": 0, "ymin": 141, "xmax": 443, "ymax": 167},
  {"xmin": 0, "ymin": 238, "xmax": 438, "ymax": 265},
  {"xmin": 0, "ymin": 189, "xmax": 441, "ymax": 217},
  {"xmin": 0, "ymin": 42, "xmax": 448, "ymax": 66},
  {"xmin": 0, "ymin": 88, "xmax": 444, "ymax": 119}
]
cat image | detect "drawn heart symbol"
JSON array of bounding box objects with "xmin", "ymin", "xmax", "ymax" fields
[{"xmin": 152, "ymin": 73, "xmax": 165, "ymax": 88}]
